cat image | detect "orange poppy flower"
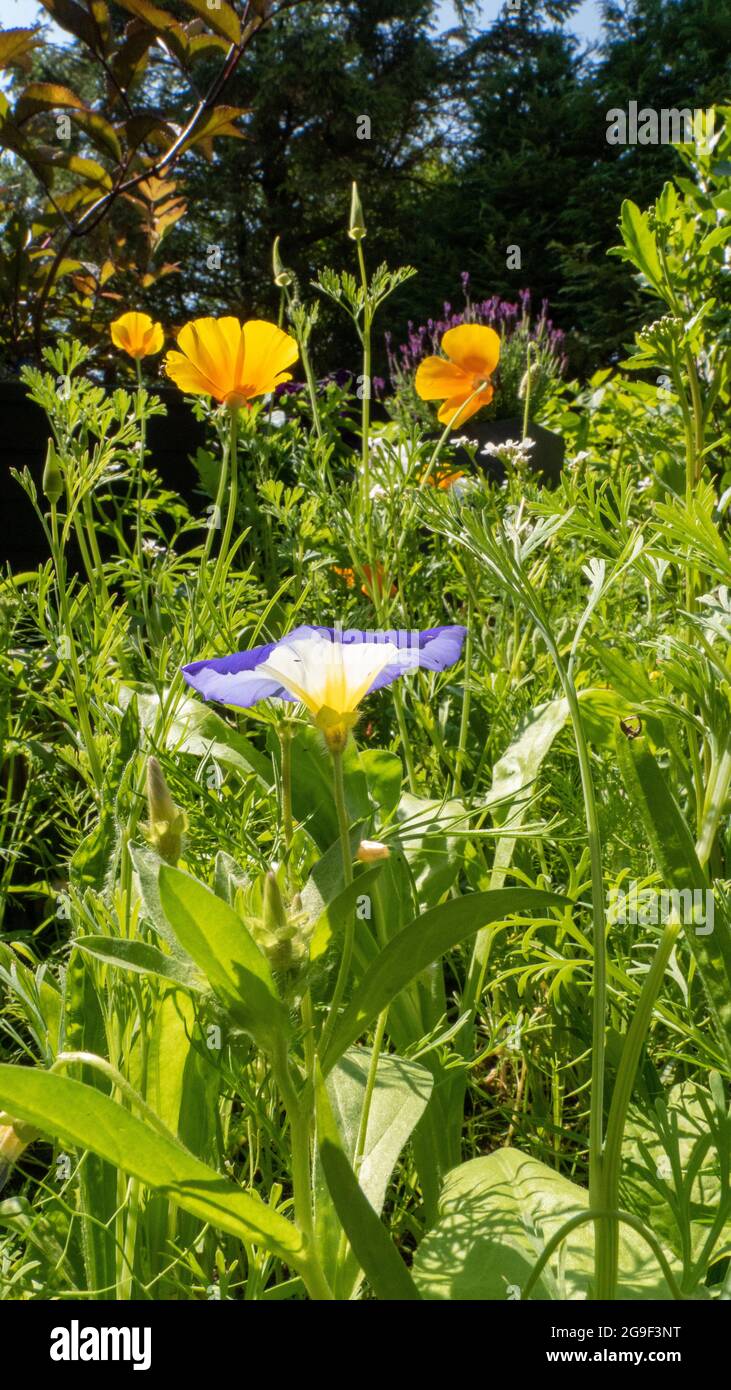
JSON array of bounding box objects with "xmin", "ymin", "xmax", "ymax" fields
[
  {"xmin": 420, "ymin": 467, "xmax": 467, "ymax": 490},
  {"xmin": 111, "ymin": 311, "xmax": 164, "ymax": 359},
  {"xmin": 415, "ymin": 323, "xmax": 500, "ymax": 427},
  {"xmin": 333, "ymin": 564, "xmax": 396, "ymax": 601},
  {"xmin": 164, "ymin": 316, "xmax": 298, "ymax": 410}
]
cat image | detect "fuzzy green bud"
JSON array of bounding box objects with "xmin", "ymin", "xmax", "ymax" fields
[
  {"xmin": 518, "ymin": 362, "xmax": 541, "ymax": 400},
  {"xmin": 42, "ymin": 439, "xmax": 64, "ymax": 505},
  {"xmin": 250, "ymin": 871, "xmax": 311, "ymax": 975},
  {"xmin": 263, "ymin": 870, "xmax": 288, "ymax": 935},
  {"xmin": 144, "ymin": 756, "xmax": 187, "ymax": 866},
  {"xmin": 348, "ymin": 181, "xmax": 367, "ymax": 241},
  {"xmin": 272, "ymin": 236, "xmax": 293, "ymax": 288}
]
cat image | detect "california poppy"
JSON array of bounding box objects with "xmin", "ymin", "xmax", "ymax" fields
[
  {"xmin": 415, "ymin": 323, "xmax": 500, "ymax": 427},
  {"xmin": 111, "ymin": 311, "xmax": 164, "ymax": 359},
  {"xmin": 164, "ymin": 316, "xmax": 298, "ymax": 410}
]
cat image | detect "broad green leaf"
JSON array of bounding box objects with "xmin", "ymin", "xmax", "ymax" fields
[
  {"xmin": 289, "ymin": 724, "xmax": 370, "ymax": 851},
  {"xmin": 314, "ymin": 1046, "xmax": 432, "ymax": 1297},
  {"xmin": 301, "ymin": 850, "xmax": 384, "ymax": 961},
  {"xmin": 320, "ymin": 888, "xmax": 566, "ymax": 1072},
  {"xmin": 129, "ymin": 841, "xmax": 192, "ymax": 960},
  {"xmin": 413, "ymin": 1148, "xmax": 677, "ymax": 1300},
  {"xmin": 395, "ymin": 791, "xmax": 466, "ymax": 907},
  {"xmin": 75, "ymin": 935, "xmax": 204, "ymax": 991},
  {"xmin": 126, "ymin": 687, "xmax": 272, "ymax": 787},
  {"xmin": 315, "ymin": 1066, "xmax": 421, "ymax": 1301},
  {"xmin": 0, "ymin": 1065, "xmax": 304, "ymax": 1264},
  {"xmin": 158, "ymin": 865, "xmax": 290, "ymax": 1048},
  {"xmin": 357, "ymin": 748, "xmax": 403, "ymax": 817},
  {"xmin": 615, "ymin": 732, "xmax": 731, "ymax": 1068},
  {"xmin": 144, "ymin": 988, "xmax": 222, "ymax": 1267}
]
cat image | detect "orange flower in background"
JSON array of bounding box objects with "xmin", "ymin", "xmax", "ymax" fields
[
  {"xmin": 421, "ymin": 467, "xmax": 467, "ymax": 490},
  {"xmin": 415, "ymin": 323, "xmax": 500, "ymax": 427},
  {"xmin": 111, "ymin": 311, "xmax": 164, "ymax": 359},
  {"xmin": 164, "ymin": 316, "xmax": 298, "ymax": 410},
  {"xmin": 333, "ymin": 564, "xmax": 397, "ymax": 601}
]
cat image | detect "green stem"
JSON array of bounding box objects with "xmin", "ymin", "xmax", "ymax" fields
[
  {"xmin": 356, "ymin": 239, "xmax": 372, "ymax": 507},
  {"xmin": 599, "ymin": 918, "xmax": 681, "ymax": 1298},
  {"xmin": 520, "ymin": 1207, "xmax": 685, "ymax": 1302},
  {"xmin": 318, "ymin": 747, "xmax": 354, "ymax": 1053},
  {"xmin": 50, "ymin": 503, "xmax": 104, "ymax": 791},
  {"xmin": 521, "ymin": 341, "xmax": 533, "ymax": 441},
  {"xmin": 134, "ymin": 358, "xmax": 152, "ymax": 637},
  {"xmin": 279, "ymin": 719, "xmax": 295, "ymax": 885},
  {"xmin": 555, "ymin": 653, "xmax": 609, "ymax": 1295},
  {"xmin": 208, "ymin": 408, "xmax": 239, "ymax": 600},
  {"xmin": 453, "ymin": 589, "xmax": 473, "ymax": 796}
]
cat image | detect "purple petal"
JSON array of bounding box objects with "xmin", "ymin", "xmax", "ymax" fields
[
  {"xmin": 365, "ymin": 625, "xmax": 467, "ymax": 693},
  {"xmin": 181, "ymin": 626, "xmax": 335, "ymax": 708},
  {"xmin": 181, "ymin": 625, "xmax": 466, "ymax": 710}
]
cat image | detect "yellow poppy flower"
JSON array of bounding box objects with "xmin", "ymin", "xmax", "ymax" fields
[
  {"xmin": 110, "ymin": 311, "xmax": 164, "ymax": 359},
  {"xmin": 415, "ymin": 323, "xmax": 500, "ymax": 427},
  {"xmin": 164, "ymin": 316, "xmax": 298, "ymax": 410}
]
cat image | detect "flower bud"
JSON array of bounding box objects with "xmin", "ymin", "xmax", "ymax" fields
[
  {"xmin": 348, "ymin": 181, "xmax": 367, "ymax": 241},
  {"xmin": 251, "ymin": 871, "xmax": 311, "ymax": 975},
  {"xmin": 42, "ymin": 439, "xmax": 64, "ymax": 505},
  {"xmin": 356, "ymin": 839, "xmax": 390, "ymax": 863},
  {"xmin": 144, "ymin": 756, "xmax": 187, "ymax": 865},
  {"xmin": 0, "ymin": 1121, "xmax": 38, "ymax": 1192},
  {"xmin": 262, "ymin": 870, "xmax": 288, "ymax": 936},
  {"xmin": 518, "ymin": 362, "xmax": 541, "ymax": 400},
  {"xmin": 272, "ymin": 236, "xmax": 293, "ymax": 288}
]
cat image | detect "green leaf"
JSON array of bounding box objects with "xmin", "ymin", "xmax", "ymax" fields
[
  {"xmin": 394, "ymin": 791, "xmax": 466, "ymax": 907},
  {"xmin": 615, "ymin": 732, "xmax": 731, "ymax": 1068},
  {"xmin": 357, "ymin": 748, "xmax": 402, "ymax": 817},
  {"xmin": 127, "ymin": 687, "xmax": 272, "ymax": 787},
  {"xmin": 15, "ymin": 82, "xmax": 86, "ymax": 122},
  {"xmin": 621, "ymin": 1080, "xmax": 731, "ymax": 1270},
  {"xmin": 39, "ymin": 0, "xmax": 98, "ymax": 49},
  {"xmin": 320, "ymin": 888, "xmax": 566, "ymax": 1072},
  {"xmin": 616, "ymin": 199, "xmax": 666, "ymax": 296},
  {"xmin": 0, "ymin": 1065, "xmax": 304, "ymax": 1264},
  {"xmin": 315, "ymin": 1046, "xmax": 432, "ymax": 1298},
  {"xmin": 413, "ymin": 1148, "xmax": 676, "ymax": 1300},
  {"xmin": 158, "ymin": 865, "xmax": 290, "ymax": 1048},
  {"xmin": 289, "ymin": 724, "xmax": 370, "ymax": 851},
  {"xmin": 315, "ymin": 1065, "xmax": 421, "ymax": 1301},
  {"xmin": 181, "ymin": 0, "xmax": 241, "ymax": 45},
  {"xmin": 75, "ymin": 936, "xmax": 204, "ymax": 991},
  {"xmin": 301, "ymin": 848, "xmax": 384, "ymax": 961}
]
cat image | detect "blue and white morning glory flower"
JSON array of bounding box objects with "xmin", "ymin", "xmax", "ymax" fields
[{"xmin": 183, "ymin": 624, "xmax": 466, "ymax": 749}]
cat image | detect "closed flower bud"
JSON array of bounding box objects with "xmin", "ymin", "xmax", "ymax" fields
[
  {"xmin": 272, "ymin": 236, "xmax": 293, "ymax": 288},
  {"xmin": 263, "ymin": 870, "xmax": 288, "ymax": 935},
  {"xmin": 518, "ymin": 362, "xmax": 541, "ymax": 400},
  {"xmin": 348, "ymin": 181, "xmax": 367, "ymax": 241},
  {"xmin": 356, "ymin": 839, "xmax": 390, "ymax": 862},
  {"xmin": 144, "ymin": 756, "xmax": 187, "ymax": 866},
  {"xmin": 0, "ymin": 1120, "xmax": 38, "ymax": 1192},
  {"xmin": 42, "ymin": 440, "xmax": 64, "ymax": 505}
]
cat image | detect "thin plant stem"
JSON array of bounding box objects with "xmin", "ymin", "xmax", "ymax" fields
[{"xmin": 318, "ymin": 746, "xmax": 354, "ymax": 1053}]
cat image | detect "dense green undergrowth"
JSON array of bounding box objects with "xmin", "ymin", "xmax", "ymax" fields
[{"xmin": 0, "ymin": 123, "xmax": 730, "ymax": 1302}]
